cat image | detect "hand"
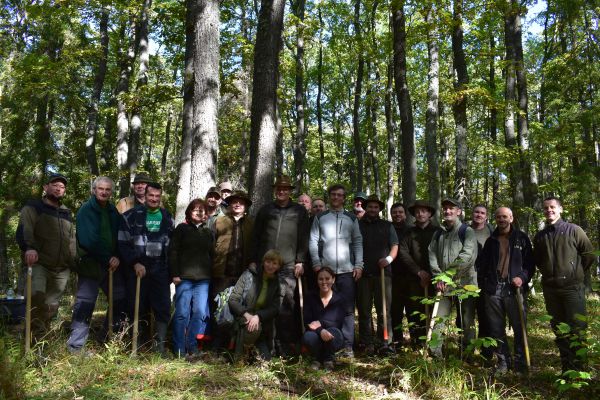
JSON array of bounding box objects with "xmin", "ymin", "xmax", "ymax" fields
[
  {"xmin": 134, "ymin": 263, "xmax": 146, "ymax": 278},
  {"xmin": 248, "ymin": 262, "xmax": 257, "ymax": 272},
  {"xmin": 512, "ymin": 277, "xmax": 523, "ymax": 288},
  {"xmin": 308, "ymin": 320, "xmax": 321, "ymax": 331},
  {"xmin": 313, "ymin": 265, "xmax": 322, "ymax": 274},
  {"xmin": 436, "ymin": 281, "xmax": 446, "ymax": 292},
  {"xmin": 320, "ymin": 329, "xmax": 333, "ymax": 342},
  {"xmin": 25, "ymin": 250, "xmax": 38, "ymax": 266},
  {"xmin": 172, "ymin": 277, "xmax": 182, "ymax": 285},
  {"xmin": 377, "ymin": 257, "xmax": 390, "ymax": 269},
  {"xmin": 108, "ymin": 256, "xmax": 120, "ymax": 272},
  {"xmin": 418, "ymin": 270, "xmax": 431, "ymax": 288},
  {"xmin": 294, "ymin": 263, "xmax": 304, "ymax": 278},
  {"xmin": 245, "ymin": 314, "xmax": 260, "ymax": 332},
  {"xmin": 353, "ymin": 268, "xmax": 363, "ymax": 281}
]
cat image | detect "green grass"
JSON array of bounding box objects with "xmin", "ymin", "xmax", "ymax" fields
[{"xmin": 1, "ymin": 286, "xmax": 599, "ymax": 399}]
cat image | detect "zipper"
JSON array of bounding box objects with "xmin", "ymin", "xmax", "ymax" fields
[
  {"xmin": 275, "ymin": 207, "xmax": 286, "ymax": 249},
  {"xmin": 335, "ymin": 212, "xmax": 339, "ymax": 274}
]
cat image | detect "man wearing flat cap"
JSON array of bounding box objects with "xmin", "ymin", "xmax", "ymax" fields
[
  {"xmin": 396, "ymin": 200, "xmax": 440, "ymax": 346},
  {"xmin": 428, "ymin": 198, "xmax": 478, "ymax": 358},
  {"xmin": 219, "ymin": 181, "xmax": 233, "ymax": 213},
  {"xmin": 205, "ymin": 186, "xmax": 224, "ymax": 229},
  {"xmin": 16, "ymin": 173, "xmax": 76, "ymax": 337},
  {"xmin": 250, "ymin": 175, "xmax": 309, "ymax": 356},
  {"xmin": 116, "ymin": 172, "xmax": 152, "ymax": 214},
  {"xmin": 357, "ymin": 195, "xmax": 398, "ymax": 352},
  {"xmin": 352, "ymin": 192, "xmax": 367, "ymax": 219}
]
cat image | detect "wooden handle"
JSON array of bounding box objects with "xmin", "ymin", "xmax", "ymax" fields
[
  {"xmin": 380, "ymin": 267, "xmax": 388, "ymax": 342},
  {"xmin": 131, "ymin": 275, "xmax": 141, "ymax": 356},
  {"xmin": 25, "ymin": 266, "xmax": 32, "ymax": 353},
  {"xmin": 108, "ymin": 270, "xmax": 113, "ymax": 337}
]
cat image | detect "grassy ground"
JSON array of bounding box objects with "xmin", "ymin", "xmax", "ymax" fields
[{"xmin": 1, "ymin": 286, "xmax": 599, "ymax": 399}]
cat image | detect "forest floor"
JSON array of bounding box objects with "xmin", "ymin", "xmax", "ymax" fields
[{"xmin": 1, "ymin": 283, "xmax": 599, "ymax": 399}]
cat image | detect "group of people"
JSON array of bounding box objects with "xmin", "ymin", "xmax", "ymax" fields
[{"xmin": 16, "ymin": 172, "xmax": 595, "ymax": 375}]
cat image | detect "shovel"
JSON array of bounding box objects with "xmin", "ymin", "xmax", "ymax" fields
[
  {"xmin": 131, "ymin": 275, "xmax": 141, "ymax": 356},
  {"xmin": 108, "ymin": 270, "xmax": 113, "ymax": 337},
  {"xmin": 25, "ymin": 266, "xmax": 32, "ymax": 353},
  {"xmin": 515, "ymin": 286, "xmax": 531, "ymax": 369}
]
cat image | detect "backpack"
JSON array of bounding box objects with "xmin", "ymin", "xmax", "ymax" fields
[{"xmin": 213, "ymin": 286, "xmax": 235, "ymax": 327}]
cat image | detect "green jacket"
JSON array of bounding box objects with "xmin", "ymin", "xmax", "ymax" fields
[
  {"xmin": 428, "ymin": 221, "xmax": 478, "ymax": 293},
  {"xmin": 533, "ymin": 218, "xmax": 595, "ymax": 288},
  {"xmin": 228, "ymin": 267, "xmax": 280, "ymax": 324},
  {"xmin": 169, "ymin": 222, "xmax": 214, "ymax": 281},
  {"xmin": 212, "ymin": 213, "xmax": 254, "ymax": 278}
]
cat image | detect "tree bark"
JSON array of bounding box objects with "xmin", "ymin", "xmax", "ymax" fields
[
  {"xmin": 352, "ymin": 0, "xmax": 364, "ymax": 193},
  {"xmin": 489, "ymin": 33, "xmax": 499, "ymax": 209},
  {"xmin": 317, "ymin": 5, "xmax": 326, "ymax": 189},
  {"xmin": 248, "ymin": 0, "xmax": 286, "ymax": 213},
  {"xmin": 384, "ymin": 59, "xmax": 396, "ymax": 219},
  {"xmin": 292, "ymin": 0, "xmax": 307, "ymax": 196}
]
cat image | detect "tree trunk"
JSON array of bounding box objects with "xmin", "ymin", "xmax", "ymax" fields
[
  {"xmin": 385, "ymin": 59, "xmax": 396, "ymax": 219},
  {"xmin": 451, "ymin": 0, "xmax": 469, "ymax": 204},
  {"xmin": 248, "ymin": 0, "xmax": 286, "ymax": 213},
  {"xmin": 489, "ymin": 33, "xmax": 499, "ymax": 209},
  {"xmin": 292, "ymin": 0, "xmax": 307, "ymax": 196},
  {"xmin": 0, "ymin": 208, "xmax": 11, "ymax": 288},
  {"xmin": 352, "ymin": 0, "xmax": 365, "ymax": 193},
  {"xmin": 317, "ymin": 5, "xmax": 326, "ymax": 189},
  {"xmin": 392, "ymin": 0, "xmax": 416, "ymax": 207},
  {"xmin": 161, "ymin": 104, "xmax": 173, "ymax": 176},
  {"xmin": 85, "ymin": 7, "xmax": 109, "ymax": 177}
]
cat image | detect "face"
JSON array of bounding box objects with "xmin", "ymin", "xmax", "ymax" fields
[
  {"xmin": 543, "ymin": 199, "xmax": 562, "ymax": 224},
  {"xmin": 93, "ymin": 180, "xmax": 113, "ymax": 204},
  {"xmin": 145, "ymin": 187, "xmax": 162, "ymax": 210},
  {"xmin": 206, "ymin": 193, "xmax": 221, "ymax": 208},
  {"xmin": 365, "ymin": 202, "xmax": 381, "ymax": 218},
  {"xmin": 190, "ymin": 206, "xmax": 206, "ymax": 224},
  {"xmin": 221, "ymin": 189, "xmax": 231, "ymax": 199},
  {"xmin": 494, "ymin": 207, "xmax": 513, "ymax": 230},
  {"xmin": 317, "ymin": 270, "xmax": 335, "ymax": 293},
  {"xmin": 263, "ymin": 259, "xmax": 281, "ymax": 277},
  {"xmin": 44, "ymin": 180, "xmax": 66, "ymax": 201},
  {"xmin": 328, "ymin": 189, "xmax": 345, "ymax": 209},
  {"xmin": 472, "ymin": 206, "xmax": 487, "ymax": 225},
  {"xmin": 312, "ymin": 199, "xmax": 326, "ymax": 215},
  {"xmin": 298, "ymin": 195, "xmax": 311, "ymax": 211},
  {"xmin": 391, "ymin": 206, "xmax": 406, "ymax": 224},
  {"xmin": 442, "ymin": 203, "xmax": 461, "ymax": 225},
  {"xmin": 414, "ymin": 207, "xmax": 432, "ymax": 225},
  {"xmin": 353, "ymin": 198, "xmax": 364, "ymax": 210},
  {"xmin": 229, "ymin": 198, "xmax": 246, "ymax": 216},
  {"xmin": 133, "ymin": 182, "xmax": 147, "ymax": 197},
  {"xmin": 274, "ymin": 185, "xmax": 291, "ymax": 203}
]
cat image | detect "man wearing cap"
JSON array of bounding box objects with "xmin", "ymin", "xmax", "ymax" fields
[
  {"xmin": 352, "ymin": 192, "xmax": 367, "ymax": 219},
  {"xmin": 219, "ymin": 181, "xmax": 233, "ymax": 212},
  {"xmin": 116, "ymin": 172, "xmax": 152, "ymax": 214},
  {"xmin": 309, "ymin": 183, "xmax": 363, "ymax": 358},
  {"xmin": 357, "ymin": 195, "xmax": 398, "ymax": 352},
  {"xmin": 16, "ymin": 173, "xmax": 76, "ymax": 336},
  {"xmin": 250, "ymin": 175, "xmax": 309, "ymax": 356},
  {"xmin": 428, "ymin": 198, "xmax": 478, "ymax": 358},
  {"xmin": 205, "ymin": 186, "xmax": 223, "ymax": 229},
  {"xmin": 389, "ymin": 202, "xmax": 412, "ymax": 344},
  {"xmin": 396, "ymin": 200, "xmax": 440, "ymax": 346}
]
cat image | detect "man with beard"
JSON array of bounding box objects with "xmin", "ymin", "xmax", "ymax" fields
[
  {"xmin": 298, "ymin": 193, "xmax": 312, "ymax": 215},
  {"xmin": 16, "ymin": 173, "xmax": 76, "ymax": 337},
  {"xmin": 116, "ymin": 172, "xmax": 152, "ymax": 214},
  {"xmin": 205, "ymin": 186, "xmax": 223, "ymax": 229},
  {"xmin": 352, "ymin": 192, "xmax": 367, "ymax": 219}
]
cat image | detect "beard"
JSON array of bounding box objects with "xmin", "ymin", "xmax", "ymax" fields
[{"xmin": 45, "ymin": 192, "xmax": 63, "ymax": 202}]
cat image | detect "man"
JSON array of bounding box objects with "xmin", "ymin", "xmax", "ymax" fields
[
  {"xmin": 116, "ymin": 172, "xmax": 152, "ymax": 214},
  {"xmin": 118, "ymin": 182, "xmax": 174, "ymax": 354},
  {"xmin": 304, "ymin": 197, "xmax": 327, "ymax": 292},
  {"xmin": 357, "ymin": 195, "xmax": 398, "ymax": 352},
  {"xmin": 479, "ymin": 207, "xmax": 534, "ymax": 374},
  {"xmin": 16, "ymin": 173, "xmax": 76, "ymax": 336},
  {"xmin": 297, "ymin": 193, "xmax": 312, "ymax": 214},
  {"xmin": 311, "ymin": 198, "xmax": 326, "ymax": 216},
  {"xmin": 389, "ymin": 202, "xmax": 412, "ymax": 344},
  {"xmin": 250, "ymin": 175, "xmax": 309, "ymax": 356},
  {"xmin": 67, "ymin": 177, "xmax": 126, "ymax": 353},
  {"xmin": 428, "ymin": 198, "xmax": 478, "ymax": 358},
  {"xmin": 396, "ymin": 200, "xmax": 439, "ymax": 346},
  {"xmin": 309, "ymin": 183, "xmax": 363, "ymax": 357},
  {"xmin": 219, "ymin": 181, "xmax": 233, "ymax": 212},
  {"xmin": 352, "ymin": 192, "xmax": 367, "ymax": 219},
  {"xmin": 533, "ymin": 196, "xmax": 595, "ymax": 372},
  {"xmin": 205, "ymin": 186, "xmax": 223, "ymax": 229}
]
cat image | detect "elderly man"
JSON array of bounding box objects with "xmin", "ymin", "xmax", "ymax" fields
[
  {"xmin": 352, "ymin": 192, "xmax": 367, "ymax": 219},
  {"xmin": 310, "ymin": 183, "xmax": 363, "ymax": 358},
  {"xmin": 479, "ymin": 207, "xmax": 534, "ymax": 374},
  {"xmin": 357, "ymin": 195, "xmax": 398, "ymax": 352},
  {"xmin": 250, "ymin": 175, "xmax": 309, "ymax": 356},
  {"xmin": 116, "ymin": 172, "xmax": 152, "ymax": 214},
  {"xmin": 297, "ymin": 193, "xmax": 312, "ymax": 214},
  {"xmin": 219, "ymin": 181, "xmax": 233, "ymax": 211},
  {"xmin": 67, "ymin": 176, "xmax": 126, "ymax": 353},
  {"xmin": 118, "ymin": 182, "xmax": 174, "ymax": 354},
  {"xmin": 534, "ymin": 197, "xmax": 595, "ymax": 373},
  {"xmin": 428, "ymin": 198, "xmax": 478, "ymax": 358},
  {"xmin": 16, "ymin": 173, "xmax": 76, "ymax": 336}
]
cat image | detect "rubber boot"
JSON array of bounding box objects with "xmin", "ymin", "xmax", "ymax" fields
[{"xmin": 31, "ymin": 291, "xmax": 47, "ymax": 340}]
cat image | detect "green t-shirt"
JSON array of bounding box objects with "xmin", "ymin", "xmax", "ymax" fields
[
  {"xmin": 146, "ymin": 208, "xmax": 162, "ymax": 233},
  {"xmin": 255, "ymin": 276, "xmax": 271, "ymax": 310}
]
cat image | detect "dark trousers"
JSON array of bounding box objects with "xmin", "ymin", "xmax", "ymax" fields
[
  {"xmin": 356, "ymin": 274, "xmax": 392, "ymax": 345},
  {"xmin": 275, "ymin": 268, "xmax": 300, "ymax": 349},
  {"xmin": 334, "ymin": 272, "xmax": 356, "ymax": 349},
  {"xmin": 392, "ymin": 274, "xmax": 428, "ymax": 344},
  {"xmin": 543, "ymin": 284, "xmax": 587, "ymax": 371},
  {"xmin": 485, "ymin": 283, "xmax": 527, "ymax": 369},
  {"xmin": 476, "ymin": 292, "xmax": 493, "ymax": 359},
  {"xmin": 126, "ymin": 263, "xmax": 171, "ymax": 325},
  {"xmin": 209, "ymin": 276, "xmax": 239, "ymax": 351},
  {"xmin": 302, "ymin": 327, "xmax": 344, "ymax": 362}
]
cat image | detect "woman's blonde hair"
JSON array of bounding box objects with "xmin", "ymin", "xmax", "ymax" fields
[{"xmin": 262, "ymin": 249, "xmax": 284, "ymax": 267}]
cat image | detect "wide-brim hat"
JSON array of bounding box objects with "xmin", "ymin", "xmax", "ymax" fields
[
  {"xmin": 132, "ymin": 172, "xmax": 152, "ymax": 184},
  {"xmin": 408, "ymin": 200, "xmax": 436, "ymax": 216},
  {"xmin": 441, "ymin": 198, "xmax": 462, "ymax": 209},
  {"xmin": 47, "ymin": 173, "xmax": 67, "ymax": 185},
  {"xmin": 272, "ymin": 175, "xmax": 295, "ymax": 189},
  {"xmin": 365, "ymin": 194, "xmax": 384, "ymax": 210},
  {"xmin": 219, "ymin": 181, "xmax": 233, "ymax": 192},
  {"xmin": 353, "ymin": 191, "xmax": 367, "ymax": 201},
  {"xmin": 206, "ymin": 186, "xmax": 221, "ymax": 198},
  {"xmin": 227, "ymin": 190, "xmax": 252, "ymax": 207}
]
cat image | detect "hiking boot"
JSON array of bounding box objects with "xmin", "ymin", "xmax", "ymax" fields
[
  {"xmin": 364, "ymin": 344, "xmax": 375, "ymax": 355},
  {"xmin": 310, "ymin": 360, "xmax": 322, "ymax": 370},
  {"xmin": 323, "ymin": 361, "xmax": 335, "ymax": 371},
  {"xmin": 493, "ymin": 362, "xmax": 508, "ymax": 377},
  {"xmin": 338, "ymin": 347, "xmax": 354, "ymax": 359}
]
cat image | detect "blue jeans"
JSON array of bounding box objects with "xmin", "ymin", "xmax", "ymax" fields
[
  {"xmin": 172, "ymin": 279, "xmax": 210, "ymax": 356},
  {"xmin": 302, "ymin": 327, "xmax": 343, "ymax": 362}
]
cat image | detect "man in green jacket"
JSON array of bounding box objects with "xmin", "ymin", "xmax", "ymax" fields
[
  {"xmin": 428, "ymin": 198, "xmax": 478, "ymax": 358},
  {"xmin": 534, "ymin": 196, "xmax": 595, "ymax": 373}
]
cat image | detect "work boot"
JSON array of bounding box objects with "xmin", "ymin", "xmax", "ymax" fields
[
  {"xmin": 30, "ymin": 292, "xmax": 48, "ymax": 339},
  {"xmin": 154, "ymin": 321, "xmax": 168, "ymax": 357}
]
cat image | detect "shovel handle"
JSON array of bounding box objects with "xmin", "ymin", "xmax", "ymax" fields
[
  {"xmin": 131, "ymin": 275, "xmax": 141, "ymax": 356},
  {"xmin": 108, "ymin": 270, "xmax": 113, "ymax": 336},
  {"xmin": 25, "ymin": 266, "xmax": 32, "ymax": 353},
  {"xmin": 381, "ymin": 267, "xmax": 389, "ymax": 342}
]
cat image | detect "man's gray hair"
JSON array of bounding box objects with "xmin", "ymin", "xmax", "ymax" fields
[{"xmin": 92, "ymin": 176, "xmax": 115, "ymax": 190}]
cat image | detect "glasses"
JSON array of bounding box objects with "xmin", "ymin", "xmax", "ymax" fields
[{"xmin": 329, "ymin": 192, "xmax": 344, "ymax": 198}]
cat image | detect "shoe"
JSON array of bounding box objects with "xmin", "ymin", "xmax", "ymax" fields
[
  {"xmin": 493, "ymin": 362, "xmax": 508, "ymax": 376},
  {"xmin": 323, "ymin": 361, "xmax": 335, "ymax": 371},
  {"xmin": 364, "ymin": 344, "xmax": 375, "ymax": 355},
  {"xmin": 310, "ymin": 360, "xmax": 322, "ymax": 370},
  {"xmin": 339, "ymin": 347, "xmax": 354, "ymax": 359},
  {"xmin": 430, "ymin": 347, "xmax": 443, "ymax": 359}
]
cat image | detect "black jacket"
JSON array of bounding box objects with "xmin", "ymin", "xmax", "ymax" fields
[
  {"xmin": 168, "ymin": 222, "xmax": 214, "ymax": 281},
  {"xmin": 303, "ymin": 290, "xmax": 345, "ymax": 333}
]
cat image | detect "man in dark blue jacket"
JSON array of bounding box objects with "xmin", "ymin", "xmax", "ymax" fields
[
  {"xmin": 118, "ymin": 182, "xmax": 174, "ymax": 354},
  {"xmin": 479, "ymin": 207, "xmax": 534, "ymax": 374},
  {"xmin": 67, "ymin": 176, "xmax": 125, "ymax": 353}
]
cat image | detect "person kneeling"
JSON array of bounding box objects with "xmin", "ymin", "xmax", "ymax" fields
[
  {"xmin": 228, "ymin": 249, "xmax": 282, "ymax": 362},
  {"xmin": 303, "ymin": 267, "xmax": 345, "ymax": 370}
]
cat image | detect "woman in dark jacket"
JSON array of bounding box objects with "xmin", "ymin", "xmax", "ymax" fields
[
  {"xmin": 303, "ymin": 266, "xmax": 345, "ymax": 370},
  {"xmin": 169, "ymin": 199, "xmax": 214, "ymax": 357},
  {"xmin": 228, "ymin": 249, "xmax": 282, "ymax": 361}
]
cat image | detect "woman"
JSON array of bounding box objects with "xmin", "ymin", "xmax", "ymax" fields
[
  {"xmin": 303, "ymin": 267, "xmax": 345, "ymax": 370},
  {"xmin": 228, "ymin": 249, "xmax": 282, "ymax": 361},
  {"xmin": 169, "ymin": 199, "xmax": 214, "ymax": 357}
]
